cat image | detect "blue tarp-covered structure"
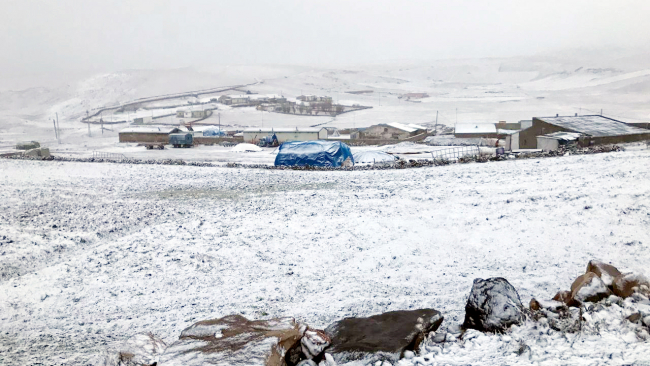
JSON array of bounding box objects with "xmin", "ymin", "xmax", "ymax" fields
[
  {"xmin": 274, "ymin": 141, "xmax": 354, "ymax": 167},
  {"xmin": 202, "ymin": 128, "xmax": 227, "ymax": 137}
]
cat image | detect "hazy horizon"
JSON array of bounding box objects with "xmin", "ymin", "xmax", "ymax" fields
[{"xmin": 3, "ymin": 0, "xmax": 650, "ymax": 90}]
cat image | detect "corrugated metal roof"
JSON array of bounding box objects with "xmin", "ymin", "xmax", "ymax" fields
[
  {"xmin": 539, "ymin": 131, "xmax": 582, "ymax": 141},
  {"xmin": 536, "ymin": 115, "xmax": 650, "ymax": 137},
  {"xmin": 243, "ymin": 127, "xmax": 324, "ymax": 133},
  {"xmin": 455, "ymin": 123, "xmax": 497, "ymax": 134},
  {"xmin": 384, "ymin": 122, "xmax": 424, "ymax": 133}
]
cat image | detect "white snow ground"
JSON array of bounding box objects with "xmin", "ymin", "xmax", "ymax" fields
[{"xmin": 1, "ymin": 146, "xmax": 649, "ymax": 365}]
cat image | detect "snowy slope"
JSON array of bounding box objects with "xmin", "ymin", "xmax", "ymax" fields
[{"xmin": 1, "ymin": 147, "xmax": 649, "ymax": 365}]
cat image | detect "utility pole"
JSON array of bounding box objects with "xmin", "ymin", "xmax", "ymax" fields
[
  {"xmin": 53, "ymin": 119, "xmax": 58, "ymax": 140},
  {"xmin": 435, "ymin": 110, "xmax": 438, "ymax": 135},
  {"xmin": 218, "ymin": 112, "xmax": 221, "ymax": 131},
  {"xmin": 600, "ymin": 109, "xmax": 603, "ymax": 116},
  {"xmin": 87, "ymin": 122, "xmax": 91, "ymax": 137},
  {"xmin": 56, "ymin": 113, "xmax": 61, "ymax": 144}
]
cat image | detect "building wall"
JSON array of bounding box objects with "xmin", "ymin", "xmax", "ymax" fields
[
  {"xmin": 581, "ymin": 133, "xmax": 650, "ymax": 146},
  {"xmin": 537, "ymin": 136, "xmax": 560, "ymax": 151},
  {"xmin": 362, "ymin": 125, "xmax": 411, "ymax": 140},
  {"xmin": 518, "ymin": 119, "xmax": 571, "ymax": 149},
  {"xmin": 454, "ymin": 133, "xmax": 499, "ymax": 139},
  {"xmin": 243, "ymin": 131, "xmax": 321, "ymax": 143},
  {"xmin": 118, "ymin": 132, "xmax": 169, "ymax": 143}
]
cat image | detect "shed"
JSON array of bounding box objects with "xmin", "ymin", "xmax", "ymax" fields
[
  {"xmin": 119, "ymin": 127, "xmax": 182, "ymax": 144},
  {"xmin": 537, "ymin": 132, "xmax": 582, "ymax": 151},
  {"xmin": 133, "ymin": 116, "xmax": 153, "ymax": 125},
  {"xmin": 243, "ymin": 127, "xmax": 327, "ymax": 144},
  {"xmin": 362, "ymin": 123, "xmax": 426, "ymax": 140},
  {"xmin": 274, "ymin": 141, "xmax": 354, "ymax": 167},
  {"xmin": 454, "ymin": 124, "xmax": 498, "ymax": 138},
  {"xmin": 519, "ymin": 115, "xmax": 650, "ymax": 149}
]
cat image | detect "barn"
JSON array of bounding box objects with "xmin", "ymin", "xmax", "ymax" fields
[
  {"xmin": 243, "ymin": 127, "xmax": 328, "ymax": 144},
  {"xmin": 518, "ymin": 115, "xmax": 650, "ymax": 149}
]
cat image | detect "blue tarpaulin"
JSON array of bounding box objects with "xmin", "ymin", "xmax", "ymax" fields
[
  {"xmin": 274, "ymin": 141, "xmax": 354, "ymax": 167},
  {"xmin": 203, "ymin": 128, "xmax": 227, "ymax": 137}
]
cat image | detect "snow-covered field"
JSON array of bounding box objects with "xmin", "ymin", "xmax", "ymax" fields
[{"xmin": 1, "ymin": 146, "xmax": 649, "ymax": 365}]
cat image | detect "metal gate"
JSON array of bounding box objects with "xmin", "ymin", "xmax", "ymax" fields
[
  {"xmin": 430, "ymin": 145, "xmax": 480, "ymax": 161},
  {"xmin": 92, "ymin": 151, "xmax": 126, "ymax": 161}
]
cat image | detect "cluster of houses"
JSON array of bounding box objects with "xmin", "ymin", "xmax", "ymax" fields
[{"xmin": 119, "ymin": 106, "xmax": 650, "ymax": 152}]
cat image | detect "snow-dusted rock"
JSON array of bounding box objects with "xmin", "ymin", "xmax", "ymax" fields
[
  {"xmin": 570, "ymin": 272, "xmax": 611, "ymax": 304},
  {"xmin": 158, "ymin": 315, "xmax": 305, "ymax": 366},
  {"xmin": 552, "ymin": 290, "xmax": 576, "ymax": 306},
  {"xmin": 463, "ymin": 277, "xmax": 524, "ymax": 332},
  {"xmin": 529, "ymin": 298, "xmax": 567, "ymax": 313},
  {"xmin": 612, "ymin": 272, "xmax": 650, "ymax": 298},
  {"xmin": 324, "ymin": 309, "xmax": 443, "ymax": 365},
  {"xmin": 586, "ymin": 260, "xmax": 621, "ymax": 286},
  {"xmin": 285, "ymin": 328, "xmax": 331, "ymax": 366},
  {"xmin": 102, "ymin": 332, "xmax": 166, "ymax": 366}
]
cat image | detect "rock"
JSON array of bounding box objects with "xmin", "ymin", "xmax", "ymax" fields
[
  {"xmin": 285, "ymin": 329, "xmax": 331, "ymax": 366},
  {"xmin": 15, "ymin": 141, "xmax": 40, "ymax": 150},
  {"xmin": 612, "ymin": 272, "xmax": 650, "ymax": 298},
  {"xmin": 627, "ymin": 312, "xmax": 642, "ymax": 324},
  {"xmin": 158, "ymin": 315, "xmax": 305, "ymax": 366},
  {"xmin": 552, "ymin": 290, "xmax": 574, "ymax": 305},
  {"xmin": 22, "ymin": 147, "xmax": 50, "ymax": 158},
  {"xmin": 102, "ymin": 332, "xmax": 166, "ymax": 366},
  {"xmin": 529, "ymin": 298, "xmax": 566, "ymax": 313},
  {"xmin": 463, "ymin": 277, "xmax": 524, "ymax": 332},
  {"xmin": 570, "ymin": 272, "xmax": 611, "ymax": 304},
  {"xmin": 324, "ymin": 309, "xmax": 443, "ymax": 365},
  {"xmin": 586, "ymin": 260, "xmax": 621, "ymax": 286}
]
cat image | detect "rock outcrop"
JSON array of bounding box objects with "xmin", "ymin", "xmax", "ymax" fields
[
  {"xmin": 463, "ymin": 277, "xmax": 524, "ymax": 332},
  {"xmin": 586, "ymin": 260, "xmax": 621, "ymax": 286},
  {"xmin": 570, "ymin": 272, "xmax": 611, "ymax": 304},
  {"xmin": 612, "ymin": 272, "xmax": 650, "ymax": 298},
  {"xmin": 158, "ymin": 315, "xmax": 317, "ymax": 366},
  {"xmin": 324, "ymin": 309, "xmax": 443, "ymax": 365}
]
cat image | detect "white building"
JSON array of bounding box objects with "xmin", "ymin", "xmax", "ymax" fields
[{"xmin": 243, "ymin": 127, "xmax": 328, "ymax": 144}]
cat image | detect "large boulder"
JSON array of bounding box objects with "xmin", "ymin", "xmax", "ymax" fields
[
  {"xmin": 324, "ymin": 309, "xmax": 443, "ymax": 365},
  {"xmin": 102, "ymin": 332, "xmax": 167, "ymax": 366},
  {"xmin": 463, "ymin": 277, "xmax": 524, "ymax": 332},
  {"xmin": 586, "ymin": 260, "xmax": 621, "ymax": 286},
  {"xmin": 612, "ymin": 272, "xmax": 650, "ymax": 298},
  {"xmin": 570, "ymin": 272, "xmax": 611, "ymax": 304},
  {"xmin": 158, "ymin": 315, "xmax": 313, "ymax": 366}
]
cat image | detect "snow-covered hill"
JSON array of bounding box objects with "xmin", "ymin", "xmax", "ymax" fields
[{"xmin": 1, "ymin": 50, "xmax": 650, "ymax": 155}]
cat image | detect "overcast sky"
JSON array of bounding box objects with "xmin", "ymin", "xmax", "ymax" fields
[{"xmin": 2, "ymin": 0, "xmax": 650, "ymax": 84}]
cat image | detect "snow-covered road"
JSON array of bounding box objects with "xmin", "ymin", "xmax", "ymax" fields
[{"xmin": 1, "ymin": 147, "xmax": 649, "ymax": 365}]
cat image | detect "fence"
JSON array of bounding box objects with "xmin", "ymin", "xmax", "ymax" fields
[
  {"xmin": 92, "ymin": 151, "xmax": 126, "ymax": 161},
  {"xmin": 430, "ymin": 145, "xmax": 480, "ymax": 161}
]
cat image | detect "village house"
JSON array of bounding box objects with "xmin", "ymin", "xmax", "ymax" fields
[
  {"xmin": 361, "ymin": 123, "xmax": 427, "ymax": 140},
  {"xmin": 518, "ymin": 115, "xmax": 650, "ymax": 149}
]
